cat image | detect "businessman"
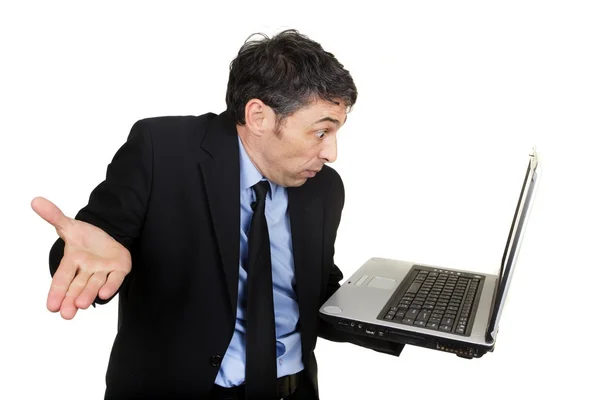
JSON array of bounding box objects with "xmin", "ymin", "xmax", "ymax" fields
[{"xmin": 32, "ymin": 29, "xmax": 403, "ymax": 399}]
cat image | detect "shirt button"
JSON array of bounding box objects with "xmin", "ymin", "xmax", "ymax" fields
[
  {"xmin": 210, "ymin": 355, "xmax": 222, "ymax": 367},
  {"xmin": 278, "ymin": 359, "xmax": 283, "ymax": 366}
]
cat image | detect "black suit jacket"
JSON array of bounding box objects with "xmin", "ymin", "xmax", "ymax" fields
[{"xmin": 48, "ymin": 112, "xmax": 403, "ymax": 399}]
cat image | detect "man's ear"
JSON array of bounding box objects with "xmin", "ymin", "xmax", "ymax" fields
[{"xmin": 244, "ymin": 99, "xmax": 275, "ymax": 137}]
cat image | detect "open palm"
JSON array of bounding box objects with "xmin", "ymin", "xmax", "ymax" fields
[{"xmin": 31, "ymin": 196, "xmax": 131, "ymax": 319}]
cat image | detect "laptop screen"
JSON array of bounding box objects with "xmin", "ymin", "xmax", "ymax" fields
[{"xmin": 485, "ymin": 149, "xmax": 539, "ymax": 341}]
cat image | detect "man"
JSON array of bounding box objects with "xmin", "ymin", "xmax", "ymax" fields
[{"xmin": 32, "ymin": 29, "xmax": 403, "ymax": 399}]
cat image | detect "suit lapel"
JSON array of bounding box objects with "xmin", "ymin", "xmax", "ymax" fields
[
  {"xmin": 194, "ymin": 111, "xmax": 325, "ymax": 330},
  {"xmin": 288, "ymin": 182, "xmax": 323, "ymax": 353},
  {"xmin": 196, "ymin": 112, "xmax": 240, "ymax": 318}
]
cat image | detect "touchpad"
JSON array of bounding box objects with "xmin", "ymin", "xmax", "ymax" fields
[{"xmin": 367, "ymin": 276, "xmax": 397, "ymax": 289}]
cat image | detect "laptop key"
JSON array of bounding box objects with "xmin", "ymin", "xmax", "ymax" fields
[
  {"xmin": 406, "ymin": 281, "xmax": 422, "ymax": 294},
  {"xmin": 413, "ymin": 320, "xmax": 426, "ymax": 327},
  {"xmin": 439, "ymin": 325, "xmax": 452, "ymax": 332},
  {"xmin": 407, "ymin": 308, "xmax": 420, "ymax": 318},
  {"xmin": 426, "ymin": 322, "xmax": 439, "ymax": 329},
  {"xmin": 401, "ymin": 318, "xmax": 415, "ymax": 325},
  {"xmin": 416, "ymin": 310, "xmax": 431, "ymax": 321}
]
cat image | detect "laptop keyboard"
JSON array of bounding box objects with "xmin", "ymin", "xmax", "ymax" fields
[{"xmin": 381, "ymin": 268, "xmax": 482, "ymax": 335}]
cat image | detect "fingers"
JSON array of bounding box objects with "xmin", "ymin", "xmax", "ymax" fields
[
  {"xmin": 31, "ymin": 196, "xmax": 71, "ymax": 235},
  {"xmin": 48, "ymin": 251, "xmax": 127, "ymax": 318},
  {"xmin": 60, "ymin": 271, "xmax": 92, "ymax": 320},
  {"xmin": 47, "ymin": 253, "xmax": 79, "ymax": 313},
  {"xmin": 47, "ymin": 251, "xmax": 96, "ymax": 318},
  {"xmin": 99, "ymin": 271, "xmax": 127, "ymax": 300},
  {"xmin": 76, "ymin": 272, "xmax": 108, "ymax": 309}
]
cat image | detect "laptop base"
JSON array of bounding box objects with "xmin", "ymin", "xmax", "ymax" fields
[{"xmin": 320, "ymin": 312, "xmax": 495, "ymax": 359}]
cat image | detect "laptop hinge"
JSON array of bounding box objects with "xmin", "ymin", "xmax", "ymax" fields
[{"xmin": 484, "ymin": 276, "xmax": 500, "ymax": 343}]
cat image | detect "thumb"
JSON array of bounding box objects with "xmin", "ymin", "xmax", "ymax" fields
[{"xmin": 31, "ymin": 196, "xmax": 72, "ymax": 236}]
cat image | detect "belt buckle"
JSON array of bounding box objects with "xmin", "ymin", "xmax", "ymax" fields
[
  {"xmin": 278, "ymin": 372, "xmax": 301, "ymax": 398},
  {"xmin": 278, "ymin": 374, "xmax": 290, "ymax": 398}
]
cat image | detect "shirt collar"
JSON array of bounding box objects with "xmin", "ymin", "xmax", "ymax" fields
[{"xmin": 238, "ymin": 135, "xmax": 277, "ymax": 198}]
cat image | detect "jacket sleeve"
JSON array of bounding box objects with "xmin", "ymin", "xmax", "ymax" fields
[
  {"xmin": 317, "ymin": 263, "xmax": 405, "ymax": 357},
  {"xmin": 48, "ymin": 119, "xmax": 154, "ymax": 306},
  {"xmin": 317, "ymin": 169, "xmax": 404, "ymax": 357}
]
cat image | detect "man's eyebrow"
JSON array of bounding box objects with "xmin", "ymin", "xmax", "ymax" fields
[{"xmin": 313, "ymin": 116, "xmax": 346, "ymax": 126}]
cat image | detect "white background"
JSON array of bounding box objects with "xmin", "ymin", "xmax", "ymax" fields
[{"xmin": 2, "ymin": 1, "xmax": 599, "ymax": 399}]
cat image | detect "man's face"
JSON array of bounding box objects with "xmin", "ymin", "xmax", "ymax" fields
[{"xmin": 258, "ymin": 99, "xmax": 347, "ymax": 187}]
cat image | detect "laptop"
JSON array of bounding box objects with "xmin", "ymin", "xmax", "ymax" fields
[{"xmin": 319, "ymin": 149, "xmax": 539, "ymax": 359}]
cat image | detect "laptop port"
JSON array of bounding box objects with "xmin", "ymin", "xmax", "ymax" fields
[
  {"xmin": 336, "ymin": 320, "xmax": 350, "ymax": 329},
  {"xmin": 436, "ymin": 342, "xmax": 476, "ymax": 358}
]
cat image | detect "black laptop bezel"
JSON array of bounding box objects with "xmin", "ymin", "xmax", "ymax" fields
[{"xmin": 485, "ymin": 150, "xmax": 538, "ymax": 342}]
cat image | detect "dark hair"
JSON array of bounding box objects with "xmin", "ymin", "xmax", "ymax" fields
[{"xmin": 225, "ymin": 29, "xmax": 358, "ymax": 125}]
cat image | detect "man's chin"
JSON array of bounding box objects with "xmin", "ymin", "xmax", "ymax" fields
[{"xmin": 283, "ymin": 177, "xmax": 308, "ymax": 188}]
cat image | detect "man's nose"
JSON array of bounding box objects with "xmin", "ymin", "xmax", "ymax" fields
[{"xmin": 320, "ymin": 135, "xmax": 337, "ymax": 163}]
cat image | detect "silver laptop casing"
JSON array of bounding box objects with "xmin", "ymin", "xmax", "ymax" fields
[
  {"xmin": 319, "ymin": 149, "xmax": 539, "ymax": 358},
  {"xmin": 320, "ymin": 258, "xmax": 497, "ymax": 353}
]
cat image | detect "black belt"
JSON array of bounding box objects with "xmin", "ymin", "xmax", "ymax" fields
[{"xmin": 210, "ymin": 371, "xmax": 303, "ymax": 399}]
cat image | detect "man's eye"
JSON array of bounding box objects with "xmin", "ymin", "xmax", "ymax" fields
[{"xmin": 315, "ymin": 130, "xmax": 327, "ymax": 139}]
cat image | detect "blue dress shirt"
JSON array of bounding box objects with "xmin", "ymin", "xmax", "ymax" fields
[{"xmin": 214, "ymin": 136, "xmax": 304, "ymax": 387}]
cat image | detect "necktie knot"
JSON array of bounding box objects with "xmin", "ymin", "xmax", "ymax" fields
[{"xmin": 252, "ymin": 180, "xmax": 270, "ymax": 203}]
